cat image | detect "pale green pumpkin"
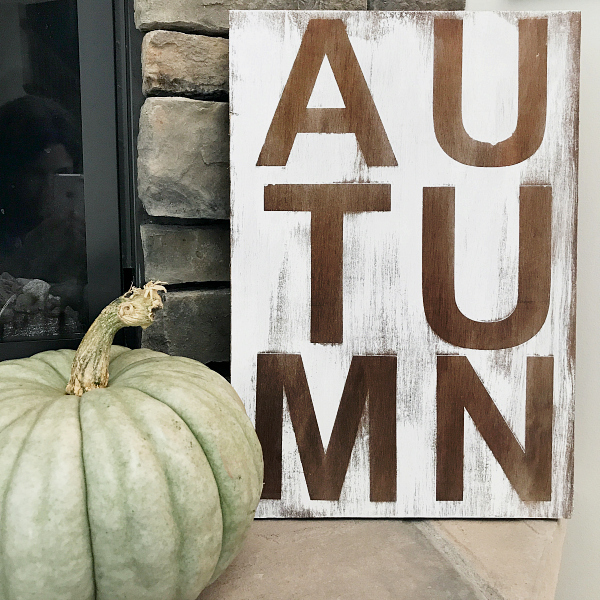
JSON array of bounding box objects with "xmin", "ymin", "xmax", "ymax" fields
[{"xmin": 0, "ymin": 283, "xmax": 263, "ymax": 600}]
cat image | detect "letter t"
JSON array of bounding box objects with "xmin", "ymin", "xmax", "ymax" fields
[{"xmin": 264, "ymin": 184, "xmax": 391, "ymax": 344}]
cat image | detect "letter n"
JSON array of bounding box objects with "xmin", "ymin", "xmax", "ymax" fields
[
  {"xmin": 256, "ymin": 353, "xmax": 397, "ymax": 502},
  {"xmin": 436, "ymin": 355, "xmax": 553, "ymax": 502}
]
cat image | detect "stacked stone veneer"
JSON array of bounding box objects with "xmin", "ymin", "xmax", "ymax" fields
[{"xmin": 135, "ymin": 0, "xmax": 465, "ymax": 368}]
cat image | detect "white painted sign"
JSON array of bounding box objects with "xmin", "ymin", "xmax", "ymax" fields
[{"xmin": 230, "ymin": 11, "xmax": 580, "ymax": 518}]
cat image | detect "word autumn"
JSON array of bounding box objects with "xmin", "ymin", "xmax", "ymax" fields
[
  {"xmin": 230, "ymin": 11, "xmax": 579, "ymax": 517},
  {"xmin": 257, "ymin": 18, "xmax": 550, "ymax": 504}
]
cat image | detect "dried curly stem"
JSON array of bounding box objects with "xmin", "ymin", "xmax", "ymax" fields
[{"xmin": 66, "ymin": 282, "xmax": 166, "ymax": 396}]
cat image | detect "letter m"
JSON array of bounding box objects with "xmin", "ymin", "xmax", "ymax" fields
[{"xmin": 256, "ymin": 353, "xmax": 397, "ymax": 502}]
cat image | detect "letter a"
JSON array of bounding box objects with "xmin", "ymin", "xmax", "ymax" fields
[{"xmin": 257, "ymin": 19, "xmax": 397, "ymax": 167}]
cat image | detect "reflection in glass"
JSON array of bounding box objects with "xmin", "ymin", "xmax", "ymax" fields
[{"xmin": 0, "ymin": 0, "xmax": 87, "ymax": 342}]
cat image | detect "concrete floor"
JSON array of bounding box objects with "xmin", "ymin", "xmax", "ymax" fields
[{"xmin": 199, "ymin": 519, "xmax": 566, "ymax": 600}]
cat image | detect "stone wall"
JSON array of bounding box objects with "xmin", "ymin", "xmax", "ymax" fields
[{"xmin": 135, "ymin": 0, "xmax": 465, "ymax": 371}]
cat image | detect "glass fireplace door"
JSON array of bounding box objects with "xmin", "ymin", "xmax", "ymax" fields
[{"xmin": 0, "ymin": 0, "xmax": 122, "ymax": 360}]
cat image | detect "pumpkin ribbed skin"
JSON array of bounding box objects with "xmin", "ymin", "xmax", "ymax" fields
[{"xmin": 0, "ymin": 346, "xmax": 263, "ymax": 600}]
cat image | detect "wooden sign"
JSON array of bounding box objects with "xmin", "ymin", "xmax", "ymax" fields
[{"xmin": 229, "ymin": 11, "xmax": 580, "ymax": 518}]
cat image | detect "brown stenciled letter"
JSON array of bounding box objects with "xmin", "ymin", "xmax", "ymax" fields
[
  {"xmin": 422, "ymin": 185, "xmax": 551, "ymax": 350},
  {"xmin": 256, "ymin": 353, "xmax": 397, "ymax": 502},
  {"xmin": 265, "ymin": 184, "xmax": 391, "ymax": 345},
  {"xmin": 433, "ymin": 17, "xmax": 547, "ymax": 167},
  {"xmin": 257, "ymin": 19, "xmax": 397, "ymax": 167},
  {"xmin": 436, "ymin": 355, "xmax": 553, "ymax": 502}
]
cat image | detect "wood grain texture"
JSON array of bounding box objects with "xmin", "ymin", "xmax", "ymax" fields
[{"xmin": 230, "ymin": 10, "xmax": 580, "ymax": 518}]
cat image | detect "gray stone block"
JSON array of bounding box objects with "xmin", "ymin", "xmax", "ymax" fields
[
  {"xmin": 141, "ymin": 224, "xmax": 230, "ymax": 284},
  {"xmin": 138, "ymin": 97, "xmax": 229, "ymax": 219},
  {"xmin": 135, "ymin": 0, "xmax": 366, "ymax": 36},
  {"xmin": 142, "ymin": 288, "xmax": 231, "ymax": 363},
  {"xmin": 369, "ymin": 0, "xmax": 465, "ymax": 9},
  {"xmin": 142, "ymin": 31, "xmax": 229, "ymax": 97}
]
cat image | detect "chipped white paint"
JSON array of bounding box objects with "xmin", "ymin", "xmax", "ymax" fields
[{"xmin": 230, "ymin": 11, "xmax": 580, "ymax": 517}]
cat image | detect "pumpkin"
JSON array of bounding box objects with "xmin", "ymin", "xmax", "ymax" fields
[{"xmin": 0, "ymin": 282, "xmax": 263, "ymax": 600}]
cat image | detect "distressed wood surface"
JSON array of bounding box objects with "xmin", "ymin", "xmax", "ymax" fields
[{"xmin": 229, "ymin": 11, "xmax": 580, "ymax": 518}]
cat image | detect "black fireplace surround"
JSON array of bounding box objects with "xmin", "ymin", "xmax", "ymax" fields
[{"xmin": 0, "ymin": 0, "xmax": 142, "ymax": 361}]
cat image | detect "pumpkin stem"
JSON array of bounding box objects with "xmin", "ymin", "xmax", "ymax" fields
[{"xmin": 66, "ymin": 281, "xmax": 166, "ymax": 396}]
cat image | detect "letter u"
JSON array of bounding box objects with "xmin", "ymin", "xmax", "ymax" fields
[
  {"xmin": 422, "ymin": 186, "xmax": 552, "ymax": 350},
  {"xmin": 433, "ymin": 17, "xmax": 548, "ymax": 167}
]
